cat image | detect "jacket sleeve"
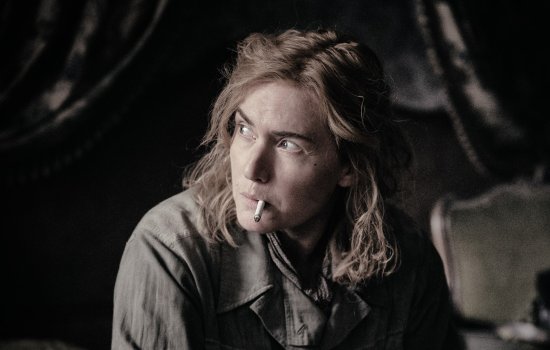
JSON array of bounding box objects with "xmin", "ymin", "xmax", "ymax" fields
[
  {"xmin": 111, "ymin": 228, "xmax": 206, "ymax": 350},
  {"xmin": 403, "ymin": 241, "xmax": 464, "ymax": 350}
]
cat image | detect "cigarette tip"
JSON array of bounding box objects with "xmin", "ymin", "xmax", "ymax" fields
[{"xmin": 253, "ymin": 200, "xmax": 265, "ymax": 223}]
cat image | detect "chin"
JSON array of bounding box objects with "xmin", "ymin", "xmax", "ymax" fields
[{"xmin": 236, "ymin": 212, "xmax": 272, "ymax": 233}]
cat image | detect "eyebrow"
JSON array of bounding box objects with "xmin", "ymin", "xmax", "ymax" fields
[{"xmin": 235, "ymin": 108, "xmax": 316, "ymax": 144}]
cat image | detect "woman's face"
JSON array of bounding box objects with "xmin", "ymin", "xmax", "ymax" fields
[{"xmin": 229, "ymin": 81, "xmax": 352, "ymax": 240}]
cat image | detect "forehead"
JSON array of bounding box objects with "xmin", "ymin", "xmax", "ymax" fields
[{"xmin": 237, "ymin": 81, "xmax": 328, "ymax": 136}]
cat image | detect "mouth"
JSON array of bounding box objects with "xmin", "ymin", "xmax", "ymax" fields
[{"xmin": 240, "ymin": 192, "xmax": 270, "ymax": 209}]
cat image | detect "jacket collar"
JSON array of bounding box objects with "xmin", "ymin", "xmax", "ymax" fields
[
  {"xmin": 216, "ymin": 229, "xmax": 276, "ymax": 313},
  {"xmin": 216, "ymin": 229, "xmax": 290, "ymax": 346},
  {"xmin": 217, "ymin": 229, "xmax": 391, "ymax": 313},
  {"xmin": 216, "ymin": 228, "xmax": 391, "ymax": 349}
]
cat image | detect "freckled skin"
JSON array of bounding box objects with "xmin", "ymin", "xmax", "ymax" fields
[{"xmin": 229, "ymin": 81, "xmax": 353, "ymax": 254}]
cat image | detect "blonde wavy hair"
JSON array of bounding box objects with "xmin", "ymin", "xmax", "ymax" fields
[{"xmin": 184, "ymin": 28, "xmax": 410, "ymax": 286}]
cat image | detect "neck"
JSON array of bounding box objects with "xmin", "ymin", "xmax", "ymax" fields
[{"xmin": 277, "ymin": 212, "xmax": 338, "ymax": 285}]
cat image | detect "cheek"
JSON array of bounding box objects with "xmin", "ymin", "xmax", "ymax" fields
[
  {"xmin": 229, "ymin": 152, "xmax": 242, "ymax": 198},
  {"xmin": 229, "ymin": 145, "xmax": 241, "ymax": 177},
  {"xmin": 278, "ymin": 163, "xmax": 340, "ymax": 207}
]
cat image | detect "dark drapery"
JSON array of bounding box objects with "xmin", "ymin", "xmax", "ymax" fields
[
  {"xmin": 0, "ymin": 0, "xmax": 181, "ymax": 185},
  {"xmin": 416, "ymin": 0, "xmax": 550, "ymax": 179}
]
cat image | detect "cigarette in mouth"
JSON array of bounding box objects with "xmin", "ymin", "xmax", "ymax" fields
[{"xmin": 254, "ymin": 200, "xmax": 265, "ymax": 222}]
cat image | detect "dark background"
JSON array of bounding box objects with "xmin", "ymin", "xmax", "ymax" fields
[{"xmin": 0, "ymin": 0, "xmax": 547, "ymax": 348}]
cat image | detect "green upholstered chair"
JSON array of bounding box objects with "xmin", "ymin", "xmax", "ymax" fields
[{"xmin": 430, "ymin": 182, "xmax": 550, "ymax": 325}]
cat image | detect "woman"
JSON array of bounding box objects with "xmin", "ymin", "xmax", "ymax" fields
[{"xmin": 112, "ymin": 29, "xmax": 459, "ymax": 349}]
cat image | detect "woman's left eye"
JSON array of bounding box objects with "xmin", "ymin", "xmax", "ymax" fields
[{"xmin": 278, "ymin": 139, "xmax": 301, "ymax": 152}]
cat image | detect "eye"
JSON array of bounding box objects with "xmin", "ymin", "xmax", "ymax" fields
[
  {"xmin": 238, "ymin": 124, "xmax": 255, "ymax": 139},
  {"xmin": 278, "ymin": 139, "xmax": 301, "ymax": 152}
]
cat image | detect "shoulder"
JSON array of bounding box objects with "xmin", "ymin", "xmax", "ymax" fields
[
  {"xmin": 124, "ymin": 188, "xmax": 220, "ymax": 278},
  {"xmin": 116, "ymin": 188, "xmax": 222, "ymax": 304},
  {"xmin": 378, "ymin": 204, "xmax": 447, "ymax": 307},
  {"xmin": 128, "ymin": 188, "xmax": 215, "ymax": 253},
  {"xmin": 385, "ymin": 204, "xmax": 442, "ymax": 274},
  {"xmin": 381, "ymin": 207, "xmax": 457, "ymax": 347},
  {"xmin": 113, "ymin": 190, "xmax": 221, "ymax": 347}
]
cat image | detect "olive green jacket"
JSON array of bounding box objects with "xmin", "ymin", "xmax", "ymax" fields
[{"xmin": 112, "ymin": 189, "xmax": 459, "ymax": 349}]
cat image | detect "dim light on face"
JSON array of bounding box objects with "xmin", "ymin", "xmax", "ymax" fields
[{"xmin": 229, "ymin": 81, "xmax": 352, "ymax": 241}]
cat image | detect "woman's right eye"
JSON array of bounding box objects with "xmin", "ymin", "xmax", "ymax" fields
[{"xmin": 238, "ymin": 124, "xmax": 255, "ymax": 139}]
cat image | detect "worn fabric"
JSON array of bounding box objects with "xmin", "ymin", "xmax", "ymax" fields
[
  {"xmin": 265, "ymin": 232, "xmax": 333, "ymax": 311},
  {"xmin": 112, "ymin": 189, "xmax": 458, "ymax": 349}
]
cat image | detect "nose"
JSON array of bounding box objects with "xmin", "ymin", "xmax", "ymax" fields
[{"xmin": 243, "ymin": 142, "xmax": 271, "ymax": 183}]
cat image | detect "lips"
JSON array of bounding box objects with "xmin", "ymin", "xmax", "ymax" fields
[
  {"xmin": 240, "ymin": 192, "xmax": 270, "ymax": 210},
  {"xmin": 241, "ymin": 192, "xmax": 260, "ymax": 201}
]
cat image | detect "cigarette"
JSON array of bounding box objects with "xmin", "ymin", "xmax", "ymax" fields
[{"xmin": 254, "ymin": 200, "xmax": 265, "ymax": 222}]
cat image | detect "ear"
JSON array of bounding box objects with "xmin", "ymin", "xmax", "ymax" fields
[{"xmin": 337, "ymin": 165, "xmax": 354, "ymax": 188}]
